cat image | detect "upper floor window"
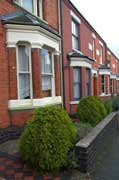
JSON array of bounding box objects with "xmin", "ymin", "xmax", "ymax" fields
[
  {"xmin": 73, "ymin": 67, "xmax": 81, "ymax": 100},
  {"xmin": 99, "ymin": 45, "xmax": 103, "ymax": 64},
  {"xmin": 41, "ymin": 49, "xmax": 55, "ymax": 97},
  {"xmin": 14, "ymin": 0, "xmax": 43, "ymax": 18},
  {"xmin": 92, "ymin": 38, "xmax": 96, "ymax": 60},
  {"xmin": 17, "ymin": 44, "xmax": 32, "ymax": 99},
  {"xmin": 72, "ymin": 19, "xmax": 79, "ymax": 50}
]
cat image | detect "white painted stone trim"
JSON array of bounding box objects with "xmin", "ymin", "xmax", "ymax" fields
[
  {"xmin": 70, "ymin": 58, "xmax": 92, "ymax": 69},
  {"xmin": 70, "ymin": 10, "xmax": 81, "ymax": 24},
  {"xmin": 99, "ymin": 40, "xmax": 103, "ymax": 47},
  {"xmin": 92, "ymin": 33, "xmax": 96, "ymax": 39},
  {"xmin": 8, "ymin": 96, "xmax": 62, "ymax": 109},
  {"xmin": 5, "ymin": 24, "xmax": 60, "ymax": 51},
  {"xmin": 92, "ymin": 69, "xmax": 98, "ymax": 76},
  {"xmin": 100, "ymin": 94, "xmax": 111, "ymax": 97},
  {"xmin": 107, "ymin": 51, "xmax": 111, "ymax": 55},
  {"xmin": 110, "ymin": 74, "xmax": 116, "ymax": 79},
  {"xmin": 88, "ymin": 43, "xmax": 93, "ymax": 51},
  {"xmin": 99, "ymin": 69, "xmax": 111, "ymax": 75},
  {"xmin": 70, "ymin": 101, "xmax": 79, "ymax": 105},
  {"xmin": 96, "ymin": 49, "xmax": 100, "ymax": 56}
]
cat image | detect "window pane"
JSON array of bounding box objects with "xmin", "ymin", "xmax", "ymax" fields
[
  {"xmin": 74, "ymin": 84, "xmax": 80, "ymax": 100},
  {"xmin": 86, "ymin": 69, "xmax": 90, "ymax": 96},
  {"xmin": 73, "ymin": 68, "xmax": 80, "ymax": 82},
  {"xmin": 42, "ymin": 75, "xmax": 51, "ymax": 91},
  {"xmin": 41, "ymin": 49, "xmax": 52, "ymax": 73},
  {"xmin": 19, "ymin": 74, "xmax": 30, "ymax": 99},
  {"xmin": 72, "ymin": 36, "xmax": 78, "ymax": 50},
  {"xmin": 22, "ymin": 0, "xmax": 33, "ymax": 13},
  {"xmin": 18, "ymin": 45, "xmax": 29, "ymax": 72},
  {"xmin": 73, "ymin": 68, "xmax": 81, "ymax": 100},
  {"xmin": 72, "ymin": 20, "xmax": 78, "ymax": 36}
]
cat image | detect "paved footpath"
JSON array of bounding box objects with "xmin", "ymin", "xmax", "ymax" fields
[
  {"xmin": 0, "ymin": 151, "xmax": 91, "ymax": 180},
  {"xmin": 92, "ymin": 131, "xmax": 119, "ymax": 180}
]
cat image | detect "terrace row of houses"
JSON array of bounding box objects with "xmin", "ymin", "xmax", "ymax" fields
[{"xmin": 0, "ymin": 0, "xmax": 119, "ymax": 128}]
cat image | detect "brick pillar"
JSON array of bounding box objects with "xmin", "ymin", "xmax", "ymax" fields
[
  {"xmin": 81, "ymin": 67, "xmax": 86, "ymax": 96},
  {"xmin": 0, "ymin": 54, "xmax": 10, "ymax": 128},
  {"xmin": 106, "ymin": 75, "xmax": 110, "ymax": 95},
  {"xmin": 90, "ymin": 72, "xmax": 93, "ymax": 96},
  {"xmin": 8, "ymin": 48, "xmax": 17, "ymax": 99},
  {"xmin": 54, "ymin": 55, "xmax": 61, "ymax": 96},
  {"xmin": 98, "ymin": 75, "xmax": 102, "ymax": 95},
  {"xmin": 32, "ymin": 48, "xmax": 42, "ymax": 99}
]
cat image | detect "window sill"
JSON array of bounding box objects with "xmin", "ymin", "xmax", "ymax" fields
[
  {"xmin": 70, "ymin": 101, "xmax": 80, "ymax": 105},
  {"xmin": 100, "ymin": 94, "xmax": 111, "ymax": 97},
  {"xmin": 8, "ymin": 96, "xmax": 62, "ymax": 110}
]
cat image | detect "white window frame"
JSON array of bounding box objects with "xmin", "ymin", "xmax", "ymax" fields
[
  {"xmin": 99, "ymin": 45, "xmax": 103, "ymax": 64},
  {"xmin": 92, "ymin": 38, "xmax": 96, "ymax": 60},
  {"xmin": 16, "ymin": 43, "xmax": 33, "ymax": 100},
  {"xmin": 73, "ymin": 67, "xmax": 81, "ymax": 101},
  {"xmin": 41, "ymin": 49, "xmax": 55, "ymax": 97},
  {"xmin": 13, "ymin": 0, "xmax": 43, "ymax": 18},
  {"xmin": 101, "ymin": 75, "xmax": 106, "ymax": 95},
  {"xmin": 72, "ymin": 19, "xmax": 79, "ymax": 51}
]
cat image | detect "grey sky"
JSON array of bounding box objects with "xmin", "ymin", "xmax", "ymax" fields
[{"xmin": 70, "ymin": 0, "xmax": 119, "ymax": 58}]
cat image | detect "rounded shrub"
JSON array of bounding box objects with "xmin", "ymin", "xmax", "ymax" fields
[
  {"xmin": 77, "ymin": 96, "xmax": 107, "ymax": 126},
  {"xmin": 19, "ymin": 106, "xmax": 77, "ymax": 172},
  {"xmin": 105, "ymin": 99, "xmax": 113, "ymax": 114}
]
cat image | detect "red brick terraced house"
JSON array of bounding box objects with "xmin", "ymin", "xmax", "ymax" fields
[
  {"xmin": 61, "ymin": 0, "xmax": 119, "ymax": 114},
  {"xmin": 0, "ymin": 0, "xmax": 62, "ymax": 128}
]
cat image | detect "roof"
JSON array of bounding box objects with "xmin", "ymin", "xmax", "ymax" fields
[
  {"xmin": 68, "ymin": 50, "xmax": 94, "ymax": 62},
  {"xmin": 0, "ymin": 9, "xmax": 60, "ymax": 37}
]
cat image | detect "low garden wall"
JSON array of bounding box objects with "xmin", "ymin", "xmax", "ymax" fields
[
  {"xmin": 76, "ymin": 112, "xmax": 118, "ymax": 173},
  {"xmin": 0, "ymin": 126, "xmax": 24, "ymax": 144}
]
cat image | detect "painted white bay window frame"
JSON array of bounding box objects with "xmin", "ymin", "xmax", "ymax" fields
[
  {"xmin": 16, "ymin": 43, "xmax": 33, "ymax": 100},
  {"xmin": 6, "ymin": 24, "xmax": 62, "ymax": 110}
]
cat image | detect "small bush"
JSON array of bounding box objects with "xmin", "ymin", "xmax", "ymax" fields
[
  {"xmin": 74, "ymin": 122, "xmax": 93, "ymax": 142},
  {"xmin": 105, "ymin": 99, "xmax": 113, "ymax": 114},
  {"xmin": 112, "ymin": 95, "xmax": 119, "ymax": 111},
  {"xmin": 19, "ymin": 106, "xmax": 77, "ymax": 172},
  {"xmin": 77, "ymin": 96, "xmax": 107, "ymax": 126}
]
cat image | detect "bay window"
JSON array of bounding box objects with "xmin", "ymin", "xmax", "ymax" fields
[
  {"xmin": 17, "ymin": 44, "xmax": 32, "ymax": 99},
  {"xmin": 73, "ymin": 68, "xmax": 81, "ymax": 100},
  {"xmin": 41, "ymin": 49, "xmax": 54, "ymax": 97}
]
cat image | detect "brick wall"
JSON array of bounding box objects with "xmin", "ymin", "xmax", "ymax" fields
[{"xmin": 43, "ymin": 0, "xmax": 59, "ymax": 31}]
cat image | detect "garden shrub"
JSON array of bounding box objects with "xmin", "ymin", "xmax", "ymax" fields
[
  {"xmin": 77, "ymin": 96, "xmax": 107, "ymax": 126},
  {"xmin": 105, "ymin": 99, "xmax": 113, "ymax": 114},
  {"xmin": 112, "ymin": 95, "xmax": 119, "ymax": 111},
  {"xmin": 19, "ymin": 106, "xmax": 77, "ymax": 172}
]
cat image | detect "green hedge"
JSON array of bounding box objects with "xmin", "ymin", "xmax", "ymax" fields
[
  {"xmin": 77, "ymin": 96, "xmax": 107, "ymax": 126},
  {"xmin": 105, "ymin": 99, "xmax": 113, "ymax": 114},
  {"xmin": 19, "ymin": 106, "xmax": 77, "ymax": 172},
  {"xmin": 112, "ymin": 95, "xmax": 119, "ymax": 111}
]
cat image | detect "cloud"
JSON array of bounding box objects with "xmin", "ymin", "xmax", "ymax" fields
[{"xmin": 70, "ymin": 0, "xmax": 119, "ymax": 58}]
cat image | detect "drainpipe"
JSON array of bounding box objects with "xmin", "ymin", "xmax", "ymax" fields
[{"xmin": 59, "ymin": 0, "xmax": 66, "ymax": 109}]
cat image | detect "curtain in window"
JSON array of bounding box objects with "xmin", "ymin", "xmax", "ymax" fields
[
  {"xmin": 18, "ymin": 45, "xmax": 31, "ymax": 99},
  {"xmin": 73, "ymin": 68, "xmax": 81, "ymax": 100},
  {"xmin": 41, "ymin": 49, "xmax": 52, "ymax": 91}
]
